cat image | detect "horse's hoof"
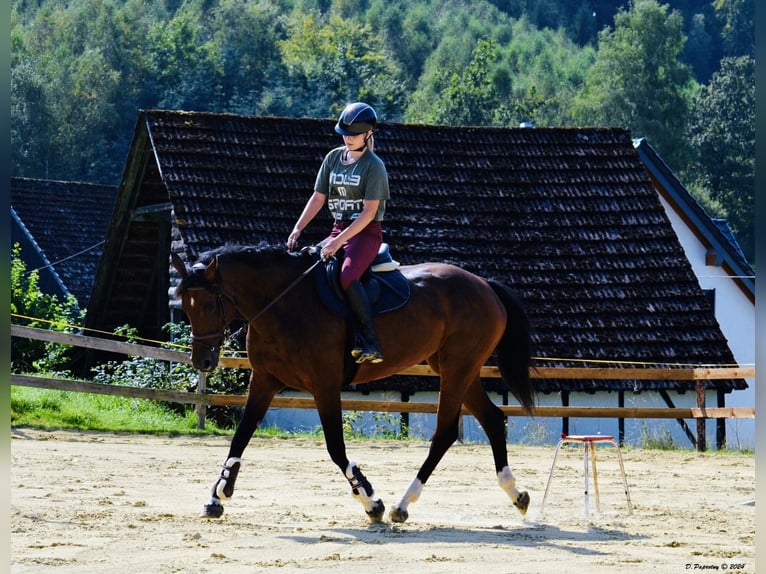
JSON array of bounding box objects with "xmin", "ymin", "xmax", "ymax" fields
[
  {"xmin": 201, "ymin": 502, "xmax": 225, "ymax": 519},
  {"xmin": 389, "ymin": 506, "xmax": 409, "ymax": 523},
  {"xmin": 366, "ymin": 499, "xmax": 385, "ymax": 523},
  {"xmin": 513, "ymin": 491, "xmax": 530, "ymax": 515}
]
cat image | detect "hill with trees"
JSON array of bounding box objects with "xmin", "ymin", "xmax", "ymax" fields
[{"xmin": 11, "ymin": 0, "xmax": 754, "ymax": 260}]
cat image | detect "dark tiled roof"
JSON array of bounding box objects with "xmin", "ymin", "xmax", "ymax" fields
[
  {"xmin": 11, "ymin": 177, "xmax": 117, "ymax": 308},
  {"xmin": 87, "ymin": 110, "xmax": 743, "ymax": 394},
  {"xmin": 634, "ymin": 138, "xmax": 754, "ymax": 301}
]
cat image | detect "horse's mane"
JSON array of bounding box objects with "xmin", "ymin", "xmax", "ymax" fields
[
  {"xmin": 175, "ymin": 242, "xmax": 311, "ymax": 297},
  {"xmin": 195, "ymin": 242, "xmax": 295, "ymax": 266}
]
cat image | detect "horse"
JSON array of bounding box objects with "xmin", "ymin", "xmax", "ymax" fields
[{"xmin": 171, "ymin": 244, "xmax": 536, "ymax": 524}]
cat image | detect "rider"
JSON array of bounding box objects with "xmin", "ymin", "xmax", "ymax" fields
[{"xmin": 286, "ymin": 102, "xmax": 390, "ymax": 364}]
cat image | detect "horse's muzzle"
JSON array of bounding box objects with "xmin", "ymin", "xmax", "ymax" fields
[{"xmin": 191, "ymin": 344, "xmax": 221, "ymax": 372}]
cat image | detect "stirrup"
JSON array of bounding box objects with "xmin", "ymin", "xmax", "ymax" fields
[
  {"xmin": 355, "ymin": 349, "xmax": 384, "ymax": 364},
  {"xmin": 351, "ymin": 335, "xmax": 383, "ymax": 363}
]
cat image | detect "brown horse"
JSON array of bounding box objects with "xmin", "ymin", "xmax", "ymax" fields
[{"xmin": 171, "ymin": 244, "xmax": 536, "ymax": 524}]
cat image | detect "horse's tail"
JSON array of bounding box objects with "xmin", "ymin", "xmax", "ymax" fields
[{"xmin": 488, "ymin": 280, "xmax": 536, "ymax": 415}]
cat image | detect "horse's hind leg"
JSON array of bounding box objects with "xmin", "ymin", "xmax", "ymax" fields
[
  {"xmin": 314, "ymin": 393, "xmax": 385, "ymax": 523},
  {"xmin": 202, "ymin": 373, "xmax": 282, "ymax": 519},
  {"xmin": 462, "ymin": 379, "xmax": 530, "ymax": 515}
]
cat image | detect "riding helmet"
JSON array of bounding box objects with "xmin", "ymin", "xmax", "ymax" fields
[{"xmin": 335, "ymin": 102, "xmax": 377, "ymax": 136}]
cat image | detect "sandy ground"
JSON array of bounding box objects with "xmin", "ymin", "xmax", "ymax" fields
[{"xmin": 10, "ymin": 428, "xmax": 754, "ymax": 573}]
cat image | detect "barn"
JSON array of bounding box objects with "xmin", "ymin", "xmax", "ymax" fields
[{"xmin": 82, "ymin": 109, "xmax": 748, "ymax": 448}]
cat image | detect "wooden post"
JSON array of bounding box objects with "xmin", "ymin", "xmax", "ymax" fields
[
  {"xmin": 400, "ymin": 391, "xmax": 410, "ymax": 438},
  {"xmin": 716, "ymin": 389, "xmax": 726, "ymax": 450},
  {"xmin": 618, "ymin": 391, "xmax": 625, "ymax": 446},
  {"xmin": 561, "ymin": 390, "xmax": 570, "ymax": 436},
  {"xmin": 196, "ymin": 371, "xmax": 207, "ymax": 430},
  {"xmin": 696, "ymin": 381, "xmax": 706, "ymax": 452},
  {"xmin": 501, "ymin": 391, "xmax": 509, "ymax": 441}
]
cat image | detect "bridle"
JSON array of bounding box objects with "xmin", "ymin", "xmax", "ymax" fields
[{"xmin": 187, "ymin": 287, "xmax": 234, "ymax": 354}]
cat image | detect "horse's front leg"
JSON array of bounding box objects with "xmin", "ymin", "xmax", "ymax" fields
[
  {"xmin": 314, "ymin": 393, "xmax": 385, "ymax": 523},
  {"xmin": 202, "ymin": 374, "xmax": 282, "ymax": 519}
]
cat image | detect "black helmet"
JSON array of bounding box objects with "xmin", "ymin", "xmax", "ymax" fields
[{"xmin": 335, "ymin": 102, "xmax": 377, "ymax": 136}]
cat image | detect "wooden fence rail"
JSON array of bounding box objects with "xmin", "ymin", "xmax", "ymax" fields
[
  {"xmin": 13, "ymin": 324, "xmax": 755, "ymax": 381},
  {"xmin": 11, "ymin": 374, "xmax": 755, "ymax": 420},
  {"xmin": 11, "ymin": 324, "xmax": 755, "ymax": 451}
]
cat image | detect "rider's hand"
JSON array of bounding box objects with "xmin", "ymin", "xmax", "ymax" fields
[
  {"xmin": 286, "ymin": 228, "xmax": 301, "ymax": 251},
  {"xmin": 320, "ymin": 237, "xmax": 342, "ymax": 260}
]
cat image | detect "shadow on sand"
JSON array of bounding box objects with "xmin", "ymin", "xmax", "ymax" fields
[{"xmin": 280, "ymin": 520, "xmax": 647, "ymax": 557}]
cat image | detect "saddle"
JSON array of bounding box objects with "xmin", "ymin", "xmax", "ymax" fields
[{"xmin": 312, "ymin": 243, "xmax": 411, "ymax": 318}]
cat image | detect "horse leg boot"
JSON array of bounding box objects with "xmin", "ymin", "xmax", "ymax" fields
[
  {"xmin": 345, "ymin": 280, "xmax": 384, "ymax": 364},
  {"xmin": 202, "ymin": 457, "xmax": 242, "ymax": 518}
]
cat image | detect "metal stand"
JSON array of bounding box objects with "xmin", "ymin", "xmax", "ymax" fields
[{"xmin": 540, "ymin": 434, "xmax": 633, "ymax": 517}]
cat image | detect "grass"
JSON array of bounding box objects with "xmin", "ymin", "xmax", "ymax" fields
[
  {"xmin": 11, "ymin": 386, "xmax": 232, "ymax": 436},
  {"xmin": 10, "ymin": 386, "xmax": 408, "ymax": 441}
]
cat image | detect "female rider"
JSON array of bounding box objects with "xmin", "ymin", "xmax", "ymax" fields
[{"xmin": 286, "ymin": 102, "xmax": 390, "ymax": 364}]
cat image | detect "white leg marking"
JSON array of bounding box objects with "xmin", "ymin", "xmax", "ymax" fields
[
  {"xmin": 395, "ymin": 477, "xmax": 424, "ymax": 514},
  {"xmin": 497, "ymin": 466, "xmax": 520, "ymax": 501},
  {"xmin": 498, "ymin": 465, "xmax": 530, "ymax": 515}
]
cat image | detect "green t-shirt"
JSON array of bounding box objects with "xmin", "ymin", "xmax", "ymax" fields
[{"xmin": 314, "ymin": 146, "xmax": 390, "ymax": 222}]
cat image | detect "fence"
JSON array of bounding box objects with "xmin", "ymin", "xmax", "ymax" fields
[{"xmin": 11, "ymin": 324, "xmax": 755, "ymax": 450}]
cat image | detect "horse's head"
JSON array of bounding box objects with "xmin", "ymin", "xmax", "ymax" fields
[{"xmin": 171, "ymin": 252, "xmax": 234, "ymax": 372}]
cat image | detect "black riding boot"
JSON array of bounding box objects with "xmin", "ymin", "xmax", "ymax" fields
[{"xmin": 345, "ymin": 280, "xmax": 384, "ymax": 364}]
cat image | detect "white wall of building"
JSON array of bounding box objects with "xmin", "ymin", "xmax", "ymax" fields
[{"xmin": 657, "ymin": 195, "xmax": 755, "ymax": 450}]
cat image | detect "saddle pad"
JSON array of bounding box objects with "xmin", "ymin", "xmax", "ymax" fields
[{"xmin": 313, "ymin": 263, "xmax": 411, "ymax": 318}]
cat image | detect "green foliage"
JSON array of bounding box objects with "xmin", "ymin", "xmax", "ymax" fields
[
  {"xmin": 713, "ymin": 0, "xmax": 754, "ymax": 58},
  {"xmin": 424, "ymin": 38, "xmax": 500, "ymax": 126},
  {"xmin": 573, "ymin": 0, "xmax": 696, "ymax": 170},
  {"xmin": 639, "ymin": 421, "xmax": 677, "ymax": 450},
  {"xmin": 342, "ymin": 410, "xmax": 406, "ymax": 439},
  {"xmin": 148, "ymin": 3, "xmax": 223, "ymax": 110},
  {"xmin": 686, "ymin": 56, "xmax": 754, "ymax": 261},
  {"xmin": 406, "ymin": 11, "xmax": 592, "ymax": 128},
  {"xmin": 90, "ymin": 324, "xmax": 195, "ymax": 391},
  {"xmin": 11, "ymin": 243, "xmax": 83, "ymax": 373},
  {"xmin": 277, "ymin": 8, "xmax": 406, "ymax": 118}
]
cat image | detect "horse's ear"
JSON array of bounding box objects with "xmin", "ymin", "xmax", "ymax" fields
[
  {"xmin": 171, "ymin": 252, "xmax": 187, "ymax": 278},
  {"xmin": 203, "ymin": 257, "xmax": 218, "ymax": 283}
]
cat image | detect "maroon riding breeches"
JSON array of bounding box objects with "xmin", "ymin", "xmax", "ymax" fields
[{"xmin": 326, "ymin": 221, "xmax": 382, "ymax": 290}]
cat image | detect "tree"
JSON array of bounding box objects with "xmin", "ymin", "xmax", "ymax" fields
[
  {"xmin": 428, "ymin": 39, "xmax": 500, "ymax": 126},
  {"xmin": 572, "ymin": 0, "xmax": 696, "ymax": 171},
  {"xmin": 277, "ymin": 9, "xmax": 405, "ymax": 118},
  {"xmin": 686, "ymin": 56, "xmax": 754, "ymax": 261},
  {"xmin": 148, "ymin": 5, "xmax": 223, "ymax": 111},
  {"xmin": 208, "ymin": 0, "xmax": 286, "ymax": 115},
  {"xmin": 11, "ymin": 14, "xmax": 53, "ymax": 177},
  {"xmin": 713, "ymin": 0, "xmax": 754, "ymax": 58},
  {"xmin": 12, "ymin": 0, "xmax": 154, "ymax": 182}
]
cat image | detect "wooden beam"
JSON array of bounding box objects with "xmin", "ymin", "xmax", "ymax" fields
[
  {"xmin": 11, "ymin": 374, "xmax": 755, "ymax": 420},
  {"xmin": 12, "ymin": 324, "xmax": 756, "ymax": 381},
  {"xmin": 11, "ymin": 324, "xmax": 189, "ymax": 365}
]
